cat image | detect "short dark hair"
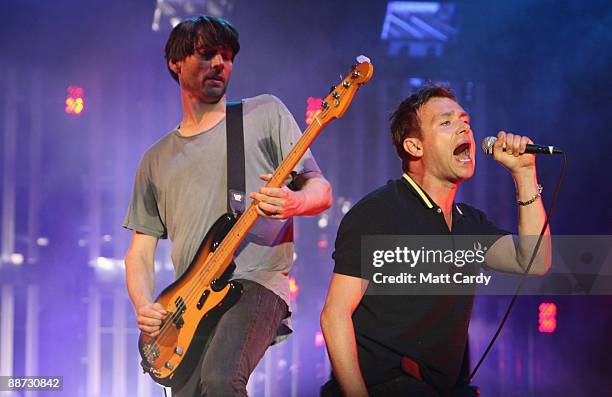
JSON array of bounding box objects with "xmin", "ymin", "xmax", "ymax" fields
[
  {"xmin": 389, "ymin": 84, "xmax": 456, "ymax": 168},
  {"xmin": 164, "ymin": 15, "xmax": 240, "ymax": 82}
]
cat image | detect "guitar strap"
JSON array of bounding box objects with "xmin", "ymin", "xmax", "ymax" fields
[{"xmin": 226, "ymin": 101, "xmax": 246, "ymax": 218}]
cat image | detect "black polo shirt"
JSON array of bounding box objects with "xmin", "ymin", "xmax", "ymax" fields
[{"xmin": 332, "ymin": 174, "xmax": 509, "ymax": 396}]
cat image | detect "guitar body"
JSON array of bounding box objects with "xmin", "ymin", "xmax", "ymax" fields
[{"xmin": 138, "ymin": 213, "xmax": 243, "ymax": 388}]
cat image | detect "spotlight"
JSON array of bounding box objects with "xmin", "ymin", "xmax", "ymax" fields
[
  {"xmin": 93, "ymin": 256, "xmax": 115, "ymax": 271},
  {"xmin": 306, "ymin": 97, "xmax": 323, "ymax": 125},
  {"xmin": 152, "ymin": 0, "xmax": 237, "ymax": 32},
  {"xmin": 314, "ymin": 331, "xmax": 325, "ymax": 348},
  {"xmin": 339, "ymin": 198, "xmax": 352, "ymax": 214},
  {"xmin": 10, "ymin": 253, "xmax": 24, "ymax": 265},
  {"xmin": 36, "ymin": 237, "xmax": 49, "ymax": 247},
  {"xmin": 317, "ymin": 214, "xmax": 329, "ymax": 229},
  {"xmin": 538, "ymin": 302, "xmax": 557, "ymax": 333},
  {"xmin": 289, "ymin": 276, "xmax": 300, "ymax": 301},
  {"xmin": 65, "ymin": 86, "xmax": 84, "ymax": 115}
]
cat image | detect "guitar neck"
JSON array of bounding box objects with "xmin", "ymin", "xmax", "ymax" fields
[
  {"xmin": 203, "ymin": 59, "xmax": 374, "ymax": 281},
  {"xmin": 208, "ymin": 114, "xmax": 329, "ymax": 280}
]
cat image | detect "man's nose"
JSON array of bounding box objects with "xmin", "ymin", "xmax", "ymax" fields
[
  {"xmin": 211, "ymin": 53, "xmax": 224, "ymax": 68},
  {"xmin": 457, "ymin": 121, "xmax": 471, "ymax": 135}
]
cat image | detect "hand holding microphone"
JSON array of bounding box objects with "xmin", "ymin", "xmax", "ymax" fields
[
  {"xmin": 482, "ymin": 131, "xmax": 541, "ymax": 176},
  {"xmin": 481, "ymin": 132, "xmax": 563, "ymax": 156}
]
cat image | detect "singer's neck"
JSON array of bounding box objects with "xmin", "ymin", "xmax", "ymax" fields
[{"xmin": 405, "ymin": 171, "xmax": 458, "ymax": 215}]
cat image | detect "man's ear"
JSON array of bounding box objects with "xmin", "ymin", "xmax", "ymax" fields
[
  {"xmin": 168, "ymin": 59, "xmax": 181, "ymax": 77},
  {"xmin": 402, "ymin": 137, "xmax": 423, "ymax": 158}
]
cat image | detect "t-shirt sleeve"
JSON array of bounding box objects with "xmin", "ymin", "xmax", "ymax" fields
[
  {"xmin": 333, "ymin": 202, "xmax": 381, "ymax": 280},
  {"xmin": 465, "ymin": 204, "xmax": 512, "ymax": 249},
  {"xmin": 272, "ymin": 96, "xmax": 321, "ymax": 179},
  {"xmin": 333, "ymin": 210, "xmax": 364, "ymax": 278},
  {"xmin": 122, "ymin": 154, "xmax": 167, "ymax": 238}
]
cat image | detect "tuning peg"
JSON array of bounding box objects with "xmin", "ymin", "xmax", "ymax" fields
[{"xmin": 356, "ymin": 55, "xmax": 371, "ymax": 64}]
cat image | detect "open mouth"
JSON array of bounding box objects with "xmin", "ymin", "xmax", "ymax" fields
[{"xmin": 453, "ymin": 142, "xmax": 472, "ymax": 163}]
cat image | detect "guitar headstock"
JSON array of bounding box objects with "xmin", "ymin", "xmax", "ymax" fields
[{"xmin": 315, "ymin": 56, "xmax": 374, "ymax": 125}]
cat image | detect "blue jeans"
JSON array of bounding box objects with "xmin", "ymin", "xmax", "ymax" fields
[{"xmin": 172, "ymin": 279, "xmax": 288, "ymax": 397}]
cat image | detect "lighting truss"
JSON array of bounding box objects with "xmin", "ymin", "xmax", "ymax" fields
[
  {"xmin": 381, "ymin": 1, "xmax": 458, "ymax": 58},
  {"xmin": 151, "ymin": 0, "xmax": 236, "ymax": 32}
]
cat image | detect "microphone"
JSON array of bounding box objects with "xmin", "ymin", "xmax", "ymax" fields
[{"xmin": 481, "ymin": 136, "xmax": 563, "ymax": 155}]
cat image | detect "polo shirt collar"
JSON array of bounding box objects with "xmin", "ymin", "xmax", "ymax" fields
[
  {"xmin": 402, "ymin": 173, "xmax": 464, "ymax": 216},
  {"xmin": 402, "ymin": 173, "xmax": 433, "ymax": 209}
]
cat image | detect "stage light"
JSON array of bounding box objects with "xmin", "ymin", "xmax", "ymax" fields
[
  {"xmin": 317, "ymin": 239, "xmax": 328, "ymax": 249},
  {"xmin": 102, "ymin": 234, "xmax": 112, "ymax": 242},
  {"xmin": 340, "ymin": 200, "xmax": 352, "ymax": 215},
  {"xmin": 314, "ymin": 331, "xmax": 325, "ymax": 348},
  {"xmin": 289, "ymin": 276, "xmax": 300, "ymax": 301},
  {"xmin": 151, "ymin": 0, "xmax": 236, "ymax": 32},
  {"xmin": 10, "ymin": 253, "xmax": 24, "ymax": 265},
  {"xmin": 36, "ymin": 237, "xmax": 49, "ymax": 247},
  {"xmin": 306, "ymin": 97, "xmax": 323, "ymax": 125},
  {"xmin": 65, "ymin": 86, "xmax": 84, "ymax": 115},
  {"xmin": 94, "ymin": 256, "xmax": 114, "ymax": 271},
  {"xmin": 538, "ymin": 302, "xmax": 557, "ymax": 333},
  {"xmin": 337, "ymin": 197, "xmax": 352, "ymax": 215},
  {"xmin": 317, "ymin": 214, "xmax": 328, "ymax": 229},
  {"xmin": 409, "ymin": 77, "xmax": 424, "ymax": 87}
]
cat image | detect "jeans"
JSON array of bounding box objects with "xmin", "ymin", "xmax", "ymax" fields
[{"xmin": 172, "ymin": 279, "xmax": 288, "ymax": 397}]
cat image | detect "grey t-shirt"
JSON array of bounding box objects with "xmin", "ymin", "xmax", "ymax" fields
[{"xmin": 123, "ymin": 94, "xmax": 320, "ymax": 308}]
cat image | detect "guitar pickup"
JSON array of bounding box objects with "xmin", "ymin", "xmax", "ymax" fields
[
  {"xmin": 197, "ymin": 289, "xmax": 210, "ymax": 310},
  {"xmin": 173, "ymin": 316, "xmax": 184, "ymax": 329},
  {"xmin": 174, "ymin": 296, "xmax": 186, "ymax": 313}
]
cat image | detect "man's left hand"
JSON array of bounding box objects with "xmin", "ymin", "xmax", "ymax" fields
[
  {"xmin": 492, "ymin": 131, "xmax": 537, "ymax": 176},
  {"xmin": 250, "ymin": 174, "xmax": 304, "ymax": 219}
]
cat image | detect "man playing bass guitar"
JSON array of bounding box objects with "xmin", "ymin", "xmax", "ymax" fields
[{"xmin": 123, "ymin": 15, "xmax": 331, "ymax": 396}]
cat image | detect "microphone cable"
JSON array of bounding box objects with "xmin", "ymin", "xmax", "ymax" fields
[{"xmin": 469, "ymin": 152, "xmax": 567, "ymax": 382}]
